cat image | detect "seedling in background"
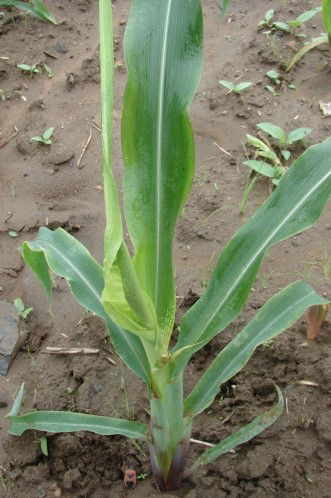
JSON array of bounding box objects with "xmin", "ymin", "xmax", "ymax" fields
[
  {"xmin": 258, "ymin": 9, "xmax": 274, "ymax": 29},
  {"xmin": 240, "ymin": 123, "xmax": 312, "ymax": 213},
  {"xmin": 17, "ymin": 62, "xmax": 53, "ymax": 78},
  {"xmin": 286, "ymin": 0, "xmax": 331, "ymax": 71},
  {"xmin": 265, "ymin": 69, "xmax": 281, "ymax": 97},
  {"xmin": 273, "ymin": 7, "xmax": 322, "ymax": 37},
  {"xmin": 7, "ymin": 0, "xmax": 331, "ymax": 492},
  {"xmin": 30, "ymin": 127, "xmax": 54, "ymax": 145},
  {"xmin": 13, "ymin": 298, "xmax": 33, "ymax": 319},
  {"xmin": 219, "ymin": 79, "xmax": 253, "ymax": 95},
  {"xmin": 256, "ymin": 122, "xmax": 312, "ymax": 160},
  {"xmin": 0, "ymin": 0, "xmax": 57, "ymax": 24}
]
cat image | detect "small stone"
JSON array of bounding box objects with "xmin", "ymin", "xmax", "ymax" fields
[
  {"xmin": 46, "ymin": 149, "xmax": 74, "ymax": 166},
  {"xmin": 0, "ymin": 300, "xmax": 27, "ymax": 375},
  {"xmin": 66, "ymin": 72, "xmax": 80, "ymax": 91},
  {"xmin": 209, "ymin": 98, "xmax": 218, "ymax": 110},
  {"xmin": 54, "ymin": 488, "xmax": 62, "ymax": 497},
  {"xmin": 291, "ymin": 238, "xmax": 299, "ymax": 247},
  {"xmin": 185, "ymin": 490, "xmax": 197, "ymax": 498},
  {"xmin": 55, "ymin": 41, "xmax": 68, "ymax": 54}
]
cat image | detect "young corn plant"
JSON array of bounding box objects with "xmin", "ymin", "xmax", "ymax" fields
[{"xmin": 7, "ymin": 0, "xmax": 331, "ymax": 491}]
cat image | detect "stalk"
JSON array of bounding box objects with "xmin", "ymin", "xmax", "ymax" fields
[{"xmin": 149, "ymin": 374, "xmax": 191, "ymax": 490}]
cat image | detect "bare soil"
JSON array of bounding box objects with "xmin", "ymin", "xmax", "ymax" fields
[{"xmin": 0, "ymin": 0, "xmax": 330, "ymax": 497}]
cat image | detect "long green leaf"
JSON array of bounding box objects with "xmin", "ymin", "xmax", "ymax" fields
[
  {"xmin": 184, "ymin": 282, "xmax": 329, "ymax": 418},
  {"xmin": 323, "ymin": 0, "xmax": 331, "ymax": 41},
  {"xmin": 7, "ymin": 384, "xmax": 147, "ymax": 440},
  {"xmin": 221, "ymin": 0, "xmax": 231, "ymax": 19},
  {"xmin": 22, "ymin": 227, "xmax": 150, "ymax": 383},
  {"xmin": 122, "ymin": 0, "xmax": 203, "ymax": 344},
  {"xmin": 187, "ymin": 387, "xmax": 283, "ymax": 474},
  {"xmin": 0, "ymin": 0, "xmax": 57, "ymax": 24},
  {"xmin": 286, "ymin": 35, "xmax": 328, "ymax": 71},
  {"xmin": 173, "ymin": 138, "xmax": 331, "ymax": 374}
]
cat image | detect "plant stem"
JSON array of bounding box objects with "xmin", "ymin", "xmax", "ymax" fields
[
  {"xmin": 149, "ymin": 374, "xmax": 191, "ymax": 490},
  {"xmin": 239, "ymin": 174, "xmax": 260, "ymax": 214}
]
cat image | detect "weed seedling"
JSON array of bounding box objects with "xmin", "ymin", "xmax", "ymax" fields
[
  {"xmin": 14, "ymin": 298, "xmax": 33, "ymax": 319},
  {"xmin": 0, "ymin": 0, "xmax": 57, "ymax": 24},
  {"xmin": 17, "ymin": 63, "xmax": 40, "ymax": 75},
  {"xmin": 7, "ymin": 0, "xmax": 331, "ymax": 492},
  {"xmin": 256, "ymin": 122, "xmax": 312, "ymax": 160},
  {"xmin": 273, "ymin": 7, "xmax": 321, "ymax": 38},
  {"xmin": 30, "ymin": 127, "xmax": 54, "ymax": 145},
  {"xmin": 258, "ymin": 9, "xmax": 274, "ymax": 29},
  {"xmin": 219, "ymin": 79, "xmax": 253, "ymax": 94}
]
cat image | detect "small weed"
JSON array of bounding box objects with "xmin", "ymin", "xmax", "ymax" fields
[
  {"xmin": 219, "ymin": 79, "xmax": 253, "ymax": 95},
  {"xmin": 14, "ymin": 298, "xmax": 33, "ymax": 319},
  {"xmin": 8, "ymin": 230, "xmax": 18, "ymax": 238},
  {"xmin": 137, "ymin": 472, "xmax": 148, "ymax": 480},
  {"xmin": 31, "ymin": 127, "xmax": 54, "ymax": 145},
  {"xmin": 272, "ymin": 7, "xmax": 321, "ymax": 38},
  {"xmin": 258, "ymin": 9, "xmax": 274, "ymax": 29},
  {"xmin": 17, "ymin": 62, "xmax": 53, "ymax": 78},
  {"xmin": 265, "ymin": 85, "xmax": 278, "ymax": 97},
  {"xmin": 266, "ymin": 69, "xmax": 281, "ymax": 86}
]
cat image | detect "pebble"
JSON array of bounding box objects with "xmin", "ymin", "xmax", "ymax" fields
[
  {"xmin": 0, "ymin": 300, "xmax": 27, "ymax": 375},
  {"xmin": 55, "ymin": 41, "xmax": 68, "ymax": 54}
]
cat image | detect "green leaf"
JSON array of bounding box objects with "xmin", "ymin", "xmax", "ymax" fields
[
  {"xmin": 187, "ymin": 387, "xmax": 283, "ymax": 472},
  {"xmin": 40, "ymin": 436, "xmax": 48, "ymax": 456},
  {"xmin": 42, "ymin": 127, "xmax": 54, "ymax": 141},
  {"xmin": 30, "ymin": 136, "xmax": 44, "ymax": 143},
  {"xmin": 288, "ymin": 83, "xmax": 296, "ymax": 89},
  {"xmin": 266, "ymin": 69, "xmax": 280, "ymax": 80},
  {"xmin": 184, "ymin": 282, "xmax": 329, "ymax": 418},
  {"xmin": 122, "ymin": 0, "xmax": 203, "ymax": 344},
  {"xmin": 234, "ymin": 81, "xmax": 253, "ymax": 93},
  {"xmin": 273, "ymin": 21, "xmax": 291, "ymax": 32},
  {"xmin": 13, "ymin": 298, "xmax": 24, "ymax": 313},
  {"xmin": 173, "ymin": 138, "xmax": 331, "ymax": 374},
  {"xmin": 221, "ymin": 0, "xmax": 231, "ymax": 19},
  {"xmin": 322, "ymin": 0, "xmax": 331, "ymax": 40},
  {"xmin": 281, "ymin": 149, "xmax": 291, "ymax": 161},
  {"xmin": 265, "ymin": 85, "xmax": 278, "ymax": 96},
  {"xmin": 296, "ymin": 9, "xmax": 320, "ymax": 24},
  {"xmin": 22, "ymin": 227, "xmax": 150, "ymax": 383},
  {"xmin": 8, "ymin": 230, "xmax": 18, "ymax": 237},
  {"xmin": 246, "ymin": 134, "xmax": 270, "ymax": 152},
  {"xmin": 0, "ymin": 0, "xmax": 57, "ymax": 24},
  {"xmin": 243, "ymin": 160, "xmax": 276, "ymax": 178},
  {"xmin": 256, "ymin": 123, "xmax": 287, "ymax": 147},
  {"xmin": 287, "ymin": 127, "xmax": 312, "ymax": 144},
  {"xmin": 219, "ymin": 80, "xmax": 235, "ymax": 92},
  {"xmin": 286, "ymin": 35, "xmax": 328, "ymax": 71},
  {"xmin": 7, "ymin": 385, "xmax": 147, "ymax": 439},
  {"xmin": 265, "ymin": 9, "xmax": 274, "ymax": 23}
]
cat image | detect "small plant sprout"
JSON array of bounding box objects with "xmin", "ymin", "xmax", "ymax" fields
[
  {"xmin": 30, "ymin": 127, "xmax": 54, "ymax": 145},
  {"xmin": 13, "ymin": 298, "xmax": 33, "ymax": 319},
  {"xmin": 0, "ymin": 0, "xmax": 57, "ymax": 24},
  {"xmin": 265, "ymin": 70, "xmax": 281, "ymax": 97},
  {"xmin": 258, "ymin": 9, "xmax": 275, "ymax": 29},
  {"xmin": 17, "ymin": 62, "xmax": 53, "ymax": 77},
  {"xmin": 17, "ymin": 63, "xmax": 40, "ymax": 75},
  {"xmin": 219, "ymin": 79, "xmax": 253, "ymax": 95},
  {"xmin": 6, "ymin": 0, "xmax": 331, "ymax": 492},
  {"xmin": 286, "ymin": 0, "xmax": 331, "ymax": 71},
  {"xmin": 273, "ymin": 7, "xmax": 322, "ymax": 37},
  {"xmin": 256, "ymin": 122, "xmax": 312, "ymax": 159}
]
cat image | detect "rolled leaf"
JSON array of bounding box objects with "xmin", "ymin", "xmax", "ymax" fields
[
  {"xmin": 286, "ymin": 35, "xmax": 328, "ymax": 71},
  {"xmin": 184, "ymin": 281, "xmax": 329, "ymax": 418},
  {"xmin": 22, "ymin": 227, "xmax": 150, "ymax": 383},
  {"xmin": 122, "ymin": 0, "xmax": 203, "ymax": 344},
  {"xmin": 306, "ymin": 303, "xmax": 329, "ymax": 340},
  {"xmin": 187, "ymin": 387, "xmax": 283, "ymax": 474},
  {"xmin": 7, "ymin": 384, "xmax": 147, "ymax": 440},
  {"xmin": 173, "ymin": 138, "xmax": 331, "ymax": 374}
]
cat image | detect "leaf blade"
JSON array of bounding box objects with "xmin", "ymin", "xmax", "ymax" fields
[
  {"xmin": 187, "ymin": 387, "xmax": 283, "ymax": 472},
  {"xmin": 23, "ymin": 227, "xmax": 150, "ymax": 383},
  {"xmin": 122, "ymin": 0, "xmax": 203, "ymax": 342},
  {"xmin": 184, "ymin": 282, "xmax": 329, "ymax": 418},
  {"xmin": 173, "ymin": 138, "xmax": 331, "ymax": 374}
]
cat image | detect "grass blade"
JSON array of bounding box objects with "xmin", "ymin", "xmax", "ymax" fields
[
  {"xmin": 0, "ymin": 0, "xmax": 57, "ymax": 24},
  {"xmin": 286, "ymin": 35, "xmax": 328, "ymax": 71}
]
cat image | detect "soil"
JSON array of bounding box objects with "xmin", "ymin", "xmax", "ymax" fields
[{"xmin": 0, "ymin": 0, "xmax": 330, "ymax": 497}]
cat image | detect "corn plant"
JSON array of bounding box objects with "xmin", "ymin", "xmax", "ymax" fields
[
  {"xmin": 7, "ymin": 0, "xmax": 331, "ymax": 491},
  {"xmin": 0, "ymin": 0, "xmax": 56, "ymax": 24}
]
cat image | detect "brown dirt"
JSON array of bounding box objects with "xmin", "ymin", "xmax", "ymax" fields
[{"xmin": 0, "ymin": 0, "xmax": 330, "ymax": 497}]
